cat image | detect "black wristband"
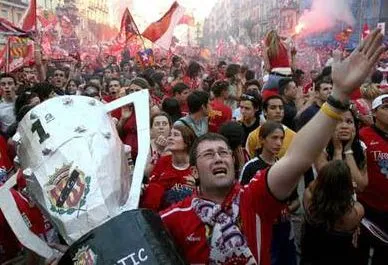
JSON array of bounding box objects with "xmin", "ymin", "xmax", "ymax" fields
[{"xmin": 326, "ymin": 95, "xmax": 350, "ymax": 111}]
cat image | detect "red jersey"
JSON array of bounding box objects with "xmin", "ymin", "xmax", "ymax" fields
[
  {"xmin": 268, "ymin": 44, "xmax": 290, "ymax": 70},
  {"xmin": 160, "ymin": 168, "xmax": 284, "ymax": 265},
  {"xmin": 216, "ymin": 72, "xmax": 226, "ymax": 81},
  {"xmin": 180, "ymin": 101, "xmax": 189, "ymax": 116},
  {"xmin": 0, "ymin": 135, "xmax": 12, "ymax": 172},
  {"xmin": 209, "ymin": 99, "xmax": 232, "ymax": 133},
  {"xmin": 183, "ymin": 76, "xmax": 200, "ymax": 90},
  {"xmin": 121, "ymin": 110, "xmax": 138, "ymax": 160},
  {"xmin": 350, "ymin": 87, "xmax": 362, "ymax": 100},
  {"xmin": 141, "ymin": 155, "xmax": 194, "ymax": 211},
  {"xmin": 103, "ymin": 96, "xmax": 121, "ymax": 120},
  {"xmin": 303, "ymin": 82, "xmax": 313, "ymax": 95},
  {"xmin": 0, "ymin": 189, "xmax": 46, "ymax": 263},
  {"xmin": 359, "ymin": 126, "xmax": 388, "ymax": 212}
]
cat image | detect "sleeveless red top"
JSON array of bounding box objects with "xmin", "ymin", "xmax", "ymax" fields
[{"xmin": 268, "ymin": 43, "xmax": 290, "ymax": 70}]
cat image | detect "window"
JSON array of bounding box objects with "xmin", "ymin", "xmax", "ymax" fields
[
  {"xmin": 1, "ymin": 9, "xmax": 8, "ymax": 19},
  {"xmin": 17, "ymin": 12, "xmax": 22, "ymax": 22}
]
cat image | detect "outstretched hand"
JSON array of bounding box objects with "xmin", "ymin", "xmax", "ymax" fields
[{"xmin": 331, "ymin": 28, "xmax": 385, "ymax": 99}]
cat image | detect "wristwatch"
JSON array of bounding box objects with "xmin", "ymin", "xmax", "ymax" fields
[{"xmin": 326, "ymin": 95, "xmax": 350, "ymax": 111}]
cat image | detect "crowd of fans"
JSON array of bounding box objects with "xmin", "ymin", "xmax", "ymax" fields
[{"xmin": 0, "ymin": 28, "xmax": 387, "ymax": 265}]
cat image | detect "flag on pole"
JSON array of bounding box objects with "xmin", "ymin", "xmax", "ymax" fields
[
  {"xmin": 20, "ymin": 0, "xmax": 37, "ymax": 31},
  {"xmin": 0, "ymin": 36, "xmax": 34, "ymax": 72},
  {"xmin": 119, "ymin": 8, "xmax": 141, "ymax": 41},
  {"xmin": 142, "ymin": 1, "xmax": 185, "ymax": 50}
]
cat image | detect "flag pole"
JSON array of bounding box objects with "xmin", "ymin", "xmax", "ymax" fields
[
  {"xmin": 5, "ymin": 37, "xmax": 10, "ymax": 73},
  {"xmin": 138, "ymin": 34, "xmax": 147, "ymax": 50}
]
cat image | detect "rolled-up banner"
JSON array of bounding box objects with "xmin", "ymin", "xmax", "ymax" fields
[{"xmin": 58, "ymin": 209, "xmax": 185, "ymax": 265}]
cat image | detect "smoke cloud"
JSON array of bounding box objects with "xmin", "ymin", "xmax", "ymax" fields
[{"xmin": 297, "ymin": 0, "xmax": 355, "ymax": 36}]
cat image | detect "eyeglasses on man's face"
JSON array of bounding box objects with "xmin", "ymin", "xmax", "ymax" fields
[{"xmin": 196, "ymin": 148, "xmax": 232, "ymax": 160}]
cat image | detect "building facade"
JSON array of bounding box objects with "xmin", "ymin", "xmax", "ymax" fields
[
  {"xmin": 37, "ymin": 0, "xmax": 61, "ymax": 11},
  {"xmin": 0, "ymin": 0, "xmax": 28, "ymax": 46},
  {"xmin": 203, "ymin": 0, "xmax": 300, "ymax": 47},
  {"xmin": 203, "ymin": 0, "xmax": 242, "ymax": 47},
  {"xmin": 0, "ymin": 0, "xmax": 28, "ymax": 25}
]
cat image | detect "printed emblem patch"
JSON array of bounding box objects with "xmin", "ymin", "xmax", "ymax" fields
[
  {"xmin": 46, "ymin": 164, "xmax": 90, "ymax": 215},
  {"xmin": 73, "ymin": 245, "xmax": 97, "ymax": 265}
]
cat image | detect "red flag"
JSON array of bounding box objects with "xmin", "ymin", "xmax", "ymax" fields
[
  {"xmin": 119, "ymin": 8, "xmax": 140, "ymax": 41},
  {"xmin": 0, "ymin": 36, "xmax": 34, "ymax": 72},
  {"xmin": 0, "ymin": 46, "xmax": 7, "ymax": 71},
  {"xmin": 178, "ymin": 14, "xmax": 195, "ymax": 26},
  {"xmin": 20, "ymin": 0, "xmax": 37, "ymax": 31},
  {"xmin": 142, "ymin": 1, "xmax": 185, "ymax": 50},
  {"xmin": 37, "ymin": 10, "xmax": 57, "ymax": 29}
]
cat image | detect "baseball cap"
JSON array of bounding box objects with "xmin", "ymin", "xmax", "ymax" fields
[{"xmin": 372, "ymin": 94, "xmax": 388, "ymax": 110}]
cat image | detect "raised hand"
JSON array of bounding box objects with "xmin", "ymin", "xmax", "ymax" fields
[
  {"xmin": 331, "ymin": 29, "xmax": 385, "ymax": 99},
  {"xmin": 344, "ymin": 131, "xmax": 356, "ymax": 152},
  {"xmin": 155, "ymin": 135, "xmax": 168, "ymax": 149}
]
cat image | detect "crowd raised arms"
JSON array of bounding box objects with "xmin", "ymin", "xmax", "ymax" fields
[{"xmin": 0, "ymin": 24, "xmax": 386, "ymax": 265}]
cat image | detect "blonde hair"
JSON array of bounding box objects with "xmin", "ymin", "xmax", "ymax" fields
[
  {"xmin": 360, "ymin": 83, "xmax": 381, "ymax": 101},
  {"xmin": 265, "ymin": 30, "xmax": 280, "ymax": 59}
]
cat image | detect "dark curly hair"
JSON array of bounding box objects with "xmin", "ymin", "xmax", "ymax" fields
[
  {"xmin": 187, "ymin": 61, "xmax": 202, "ymax": 79},
  {"xmin": 326, "ymin": 109, "xmax": 366, "ymax": 170},
  {"xmin": 308, "ymin": 160, "xmax": 355, "ymax": 230}
]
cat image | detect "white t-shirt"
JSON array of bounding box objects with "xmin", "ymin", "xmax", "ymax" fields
[{"xmin": 0, "ymin": 101, "xmax": 15, "ymax": 134}]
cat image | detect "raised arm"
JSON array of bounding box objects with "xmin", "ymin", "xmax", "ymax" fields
[{"xmin": 268, "ymin": 29, "xmax": 385, "ymax": 200}]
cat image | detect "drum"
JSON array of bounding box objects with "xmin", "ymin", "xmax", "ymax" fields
[{"xmin": 59, "ymin": 209, "xmax": 185, "ymax": 265}]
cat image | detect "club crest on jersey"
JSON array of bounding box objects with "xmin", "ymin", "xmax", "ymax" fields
[
  {"xmin": 73, "ymin": 245, "xmax": 97, "ymax": 265},
  {"xmin": 45, "ymin": 163, "xmax": 90, "ymax": 215}
]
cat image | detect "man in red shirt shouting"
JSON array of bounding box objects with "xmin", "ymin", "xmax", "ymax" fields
[{"xmin": 160, "ymin": 29, "xmax": 385, "ymax": 265}]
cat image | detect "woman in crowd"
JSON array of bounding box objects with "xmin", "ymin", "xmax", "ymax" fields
[
  {"xmin": 301, "ymin": 160, "xmax": 364, "ymax": 265},
  {"xmin": 240, "ymin": 121, "xmax": 298, "ymax": 265},
  {"xmin": 314, "ymin": 109, "xmax": 368, "ymax": 192},
  {"xmin": 262, "ymin": 29, "xmax": 296, "ymax": 99},
  {"xmin": 183, "ymin": 61, "xmax": 202, "ymax": 90},
  {"xmin": 65, "ymin": 79, "xmax": 80, "ymax": 95},
  {"xmin": 144, "ymin": 112, "xmax": 172, "ymax": 178},
  {"xmin": 141, "ymin": 123, "xmax": 197, "ymax": 211}
]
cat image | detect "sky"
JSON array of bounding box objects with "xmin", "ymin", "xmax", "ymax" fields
[{"xmin": 108, "ymin": 0, "xmax": 218, "ymax": 31}]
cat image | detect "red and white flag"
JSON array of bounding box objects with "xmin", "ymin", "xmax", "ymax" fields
[
  {"xmin": 142, "ymin": 1, "xmax": 185, "ymax": 50},
  {"xmin": 119, "ymin": 8, "xmax": 141, "ymax": 41},
  {"xmin": 20, "ymin": 0, "xmax": 37, "ymax": 31}
]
